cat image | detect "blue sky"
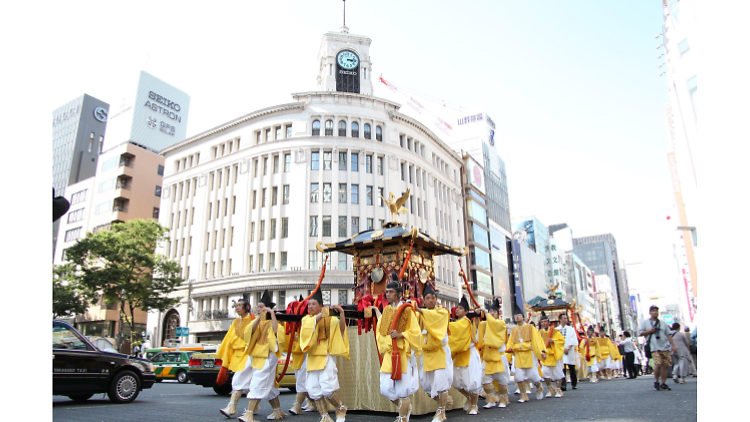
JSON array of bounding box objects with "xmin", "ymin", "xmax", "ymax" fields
[{"xmin": 44, "ymin": 0, "xmax": 680, "ymax": 299}]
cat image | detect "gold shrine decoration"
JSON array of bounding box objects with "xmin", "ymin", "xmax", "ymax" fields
[{"xmin": 381, "ymin": 189, "xmax": 410, "ymax": 223}]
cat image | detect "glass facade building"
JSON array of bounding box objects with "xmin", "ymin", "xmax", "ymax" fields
[
  {"xmin": 573, "ymin": 234, "xmax": 631, "ymax": 331},
  {"xmin": 52, "ymin": 94, "xmax": 109, "ymax": 254}
]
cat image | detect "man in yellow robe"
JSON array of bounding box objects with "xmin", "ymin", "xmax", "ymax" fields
[
  {"xmin": 610, "ymin": 335, "xmax": 622, "ymax": 378},
  {"xmin": 370, "ymin": 280, "xmax": 422, "ymax": 422},
  {"xmin": 299, "ymin": 289, "xmax": 350, "ymax": 422},
  {"xmin": 449, "ymin": 296, "xmax": 483, "ymax": 415},
  {"xmin": 477, "ymin": 298, "xmax": 510, "ymax": 409},
  {"xmin": 580, "ymin": 326, "xmax": 602, "ymax": 383},
  {"xmin": 219, "ymin": 297, "xmax": 255, "ymax": 418},
  {"xmin": 286, "ymin": 296, "xmax": 315, "ymax": 415},
  {"xmin": 596, "ymin": 332, "xmax": 616, "ymax": 380},
  {"xmin": 508, "ymin": 313, "xmax": 547, "ymax": 403},
  {"xmin": 237, "ymin": 290, "xmax": 286, "ymax": 422},
  {"xmin": 539, "ymin": 314, "xmax": 565, "ymax": 398},
  {"xmin": 414, "ymin": 283, "xmax": 452, "ymax": 422}
]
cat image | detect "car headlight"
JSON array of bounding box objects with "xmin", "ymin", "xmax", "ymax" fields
[{"xmin": 127, "ymin": 358, "xmax": 155, "ymax": 373}]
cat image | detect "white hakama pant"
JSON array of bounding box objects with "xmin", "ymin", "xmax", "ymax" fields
[
  {"xmin": 380, "ymin": 351, "xmax": 419, "ymax": 401},
  {"xmin": 541, "ymin": 360, "xmax": 565, "ymax": 380},
  {"xmin": 306, "ymin": 355, "xmax": 340, "ymax": 400},
  {"xmin": 419, "ymin": 343, "xmax": 454, "ymax": 399},
  {"xmin": 293, "ymin": 355, "xmax": 308, "ymax": 393},
  {"xmin": 233, "ymin": 352, "xmax": 280, "ymax": 401},
  {"xmin": 513, "ymin": 357, "xmax": 542, "ymax": 384},
  {"xmin": 452, "ymin": 345, "xmax": 483, "ymax": 394}
]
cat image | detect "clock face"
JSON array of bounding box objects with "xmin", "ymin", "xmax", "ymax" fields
[{"xmin": 337, "ymin": 51, "xmax": 359, "ymax": 70}]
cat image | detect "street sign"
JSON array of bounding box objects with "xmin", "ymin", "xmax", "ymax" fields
[
  {"xmin": 662, "ymin": 315, "xmax": 674, "ymax": 325},
  {"xmin": 176, "ymin": 327, "xmax": 189, "ymax": 337}
]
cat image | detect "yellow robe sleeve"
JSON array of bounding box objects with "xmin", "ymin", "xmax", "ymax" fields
[
  {"xmin": 530, "ymin": 325, "xmax": 546, "ymax": 360},
  {"xmin": 449, "ymin": 318, "xmax": 473, "ymax": 367},
  {"xmin": 541, "ymin": 330, "xmax": 565, "ymax": 365},
  {"xmin": 477, "ymin": 322, "xmax": 486, "ymax": 359},
  {"xmin": 299, "ymin": 315, "xmax": 318, "ymax": 353},
  {"xmin": 327, "ymin": 316, "xmax": 350, "ymax": 359},
  {"xmin": 403, "ymin": 308, "xmax": 423, "ymax": 357},
  {"xmin": 482, "ymin": 315, "xmax": 507, "ymax": 374},
  {"xmin": 420, "ymin": 308, "xmax": 449, "ymax": 371},
  {"xmin": 216, "ymin": 316, "xmax": 252, "ymax": 372},
  {"xmin": 422, "ymin": 308, "xmax": 450, "ymax": 343}
]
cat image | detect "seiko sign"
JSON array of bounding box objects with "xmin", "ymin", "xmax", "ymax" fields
[
  {"xmin": 339, "ymin": 70, "xmax": 357, "ymax": 76},
  {"xmin": 94, "ymin": 107, "xmax": 108, "ymax": 122},
  {"xmin": 144, "ymin": 91, "xmax": 183, "ymax": 123}
]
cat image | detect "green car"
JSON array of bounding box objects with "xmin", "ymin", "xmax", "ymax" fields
[{"xmin": 150, "ymin": 351, "xmax": 195, "ymax": 383}]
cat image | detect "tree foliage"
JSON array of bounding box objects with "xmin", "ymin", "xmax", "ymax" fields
[
  {"xmin": 64, "ymin": 219, "xmax": 183, "ymax": 347},
  {"xmin": 52, "ymin": 263, "xmax": 90, "ymax": 318}
]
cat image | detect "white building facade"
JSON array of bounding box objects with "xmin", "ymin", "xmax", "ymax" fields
[
  {"xmin": 661, "ymin": 0, "xmax": 698, "ymax": 324},
  {"xmin": 147, "ymin": 28, "xmax": 467, "ymax": 346}
]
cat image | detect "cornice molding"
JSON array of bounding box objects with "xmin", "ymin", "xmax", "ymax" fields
[{"xmin": 160, "ymin": 102, "xmax": 306, "ymax": 155}]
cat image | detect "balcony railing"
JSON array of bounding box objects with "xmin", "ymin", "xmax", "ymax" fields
[
  {"xmin": 196, "ymin": 310, "xmax": 229, "ymax": 321},
  {"xmin": 119, "ymin": 159, "xmax": 133, "ymax": 168},
  {"xmin": 113, "ymin": 205, "xmax": 128, "ymax": 213}
]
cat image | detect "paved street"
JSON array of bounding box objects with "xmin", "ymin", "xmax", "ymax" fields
[{"xmin": 53, "ymin": 376, "xmax": 697, "ymax": 422}]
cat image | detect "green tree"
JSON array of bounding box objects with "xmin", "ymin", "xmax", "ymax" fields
[
  {"xmin": 52, "ymin": 263, "xmax": 90, "ymax": 318},
  {"xmin": 65, "ymin": 219, "xmax": 183, "ymax": 348}
]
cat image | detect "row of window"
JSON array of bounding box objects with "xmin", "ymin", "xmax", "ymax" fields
[
  {"xmin": 70, "ymin": 189, "xmax": 87, "ymax": 205},
  {"xmin": 310, "ymin": 183, "xmax": 384, "ymax": 206},
  {"xmin": 67, "ymin": 208, "xmax": 85, "ymax": 224},
  {"xmin": 251, "ymin": 185, "xmax": 290, "ymax": 208},
  {"xmin": 310, "ymin": 151, "xmax": 383, "ymax": 174},
  {"xmin": 245, "ymin": 251, "xmax": 290, "ymax": 274},
  {"xmin": 256, "ymin": 124, "xmax": 293, "ymax": 145},
  {"xmin": 309, "ymin": 215, "xmax": 383, "ymax": 237},
  {"xmin": 248, "ymin": 218, "xmax": 289, "ymax": 242},
  {"xmin": 64, "ymin": 226, "xmax": 82, "ymax": 243},
  {"xmin": 175, "ymin": 152, "xmax": 200, "ymax": 173},
  {"xmin": 311, "ymin": 120, "xmax": 383, "ymax": 141},
  {"xmin": 253, "ymin": 154, "xmax": 292, "ymax": 177}
]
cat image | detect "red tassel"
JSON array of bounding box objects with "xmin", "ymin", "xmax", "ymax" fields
[{"xmin": 391, "ymin": 351, "xmax": 402, "ymax": 380}]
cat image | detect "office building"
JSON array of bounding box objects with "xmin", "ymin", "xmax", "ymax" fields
[
  {"xmin": 573, "ymin": 233, "xmax": 631, "ymax": 332},
  {"xmin": 52, "ymin": 94, "xmax": 109, "ymax": 253}
]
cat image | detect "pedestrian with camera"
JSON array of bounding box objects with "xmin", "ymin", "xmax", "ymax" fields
[{"xmin": 639, "ymin": 305, "xmax": 678, "ymax": 391}]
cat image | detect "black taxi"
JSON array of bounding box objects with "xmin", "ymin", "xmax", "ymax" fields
[{"xmin": 53, "ymin": 320, "xmax": 156, "ymax": 403}]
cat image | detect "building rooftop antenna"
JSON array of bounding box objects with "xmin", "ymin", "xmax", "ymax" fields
[{"xmin": 341, "ymin": 0, "xmax": 349, "ymax": 33}]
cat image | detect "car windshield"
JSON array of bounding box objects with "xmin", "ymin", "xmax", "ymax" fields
[
  {"xmin": 151, "ymin": 353, "xmax": 166, "ymax": 363},
  {"xmin": 53, "ymin": 324, "xmax": 90, "ymax": 351}
]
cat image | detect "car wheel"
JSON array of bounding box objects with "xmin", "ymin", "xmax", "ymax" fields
[
  {"xmin": 68, "ymin": 394, "xmax": 94, "ymax": 402},
  {"xmin": 108, "ymin": 370, "xmax": 141, "ymax": 403},
  {"xmin": 213, "ymin": 383, "xmax": 232, "ymax": 396},
  {"xmin": 177, "ymin": 370, "xmax": 188, "ymax": 384}
]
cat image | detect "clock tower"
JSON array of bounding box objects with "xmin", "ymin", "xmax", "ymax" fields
[{"xmin": 316, "ymin": 25, "xmax": 374, "ymax": 95}]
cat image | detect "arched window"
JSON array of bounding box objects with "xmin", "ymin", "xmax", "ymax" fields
[
  {"xmin": 351, "ymin": 122, "xmax": 359, "ymax": 138},
  {"xmin": 338, "ymin": 120, "xmax": 347, "ymax": 137},
  {"xmin": 376, "ymin": 126, "xmax": 383, "ymax": 142},
  {"xmin": 312, "ymin": 120, "xmax": 320, "ymax": 136},
  {"xmin": 364, "ymin": 123, "xmax": 371, "ymax": 139},
  {"xmin": 325, "ymin": 120, "xmax": 334, "ymax": 136},
  {"xmin": 162, "ymin": 310, "xmax": 180, "ymax": 346}
]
